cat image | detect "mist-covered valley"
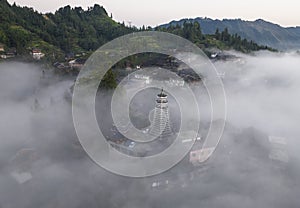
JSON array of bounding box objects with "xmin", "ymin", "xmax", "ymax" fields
[{"xmin": 1, "ymin": 51, "xmax": 300, "ymax": 208}]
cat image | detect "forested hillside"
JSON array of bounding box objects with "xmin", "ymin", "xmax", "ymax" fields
[
  {"xmin": 0, "ymin": 0, "xmax": 134, "ymax": 61},
  {"xmin": 0, "ymin": 0, "xmax": 275, "ymax": 63}
]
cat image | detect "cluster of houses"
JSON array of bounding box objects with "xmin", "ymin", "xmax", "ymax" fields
[
  {"xmin": 53, "ymin": 58, "xmax": 86, "ymax": 72},
  {"xmin": 0, "ymin": 44, "xmax": 16, "ymax": 59},
  {"xmin": 0, "ymin": 44, "xmax": 46, "ymax": 60},
  {"xmin": 177, "ymin": 68, "xmax": 202, "ymax": 83},
  {"xmin": 0, "ymin": 43, "xmax": 86, "ymax": 72},
  {"xmin": 52, "ymin": 51, "xmax": 87, "ymax": 71},
  {"xmin": 133, "ymin": 73, "xmax": 186, "ymax": 87}
]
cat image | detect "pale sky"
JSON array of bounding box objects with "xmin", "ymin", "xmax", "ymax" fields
[{"xmin": 7, "ymin": 0, "xmax": 300, "ymax": 28}]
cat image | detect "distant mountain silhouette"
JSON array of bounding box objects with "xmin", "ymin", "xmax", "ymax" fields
[{"xmin": 160, "ymin": 18, "xmax": 300, "ymax": 50}]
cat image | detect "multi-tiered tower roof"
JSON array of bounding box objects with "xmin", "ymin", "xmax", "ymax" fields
[{"xmin": 149, "ymin": 89, "xmax": 173, "ymax": 139}]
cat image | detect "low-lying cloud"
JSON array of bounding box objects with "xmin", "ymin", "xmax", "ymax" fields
[{"xmin": 0, "ymin": 51, "xmax": 300, "ymax": 208}]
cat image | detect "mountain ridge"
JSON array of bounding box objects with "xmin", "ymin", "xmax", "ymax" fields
[{"xmin": 160, "ymin": 17, "xmax": 300, "ymax": 50}]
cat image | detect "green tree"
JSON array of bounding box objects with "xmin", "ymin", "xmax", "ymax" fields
[
  {"xmin": 215, "ymin": 28, "xmax": 221, "ymax": 40},
  {"xmin": 99, "ymin": 69, "xmax": 117, "ymax": 89},
  {"xmin": 0, "ymin": 30, "xmax": 8, "ymax": 44},
  {"xmin": 7, "ymin": 26, "xmax": 31, "ymax": 54}
]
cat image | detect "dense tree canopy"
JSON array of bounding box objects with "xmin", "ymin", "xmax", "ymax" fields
[
  {"xmin": 0, "ymin": 0, "xmax": 134, "ymax": 56},
  {"xmin": 0, "ymin": 0, "xmax": 275, "ymax": 57}
]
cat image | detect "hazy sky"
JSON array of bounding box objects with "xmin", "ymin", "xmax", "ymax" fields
[{"xmin": 7, "ymin": 0, "xmax": 300, "ymax": 27}]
